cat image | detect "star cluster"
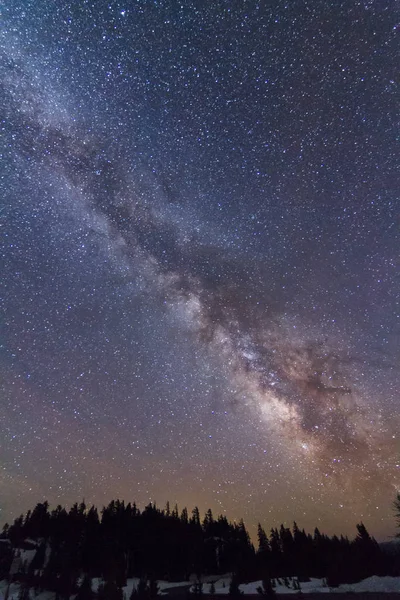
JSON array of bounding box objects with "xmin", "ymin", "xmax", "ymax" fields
[{"xmin": 1, "ymin": 0, "xmax": 399, "ymax": 540}]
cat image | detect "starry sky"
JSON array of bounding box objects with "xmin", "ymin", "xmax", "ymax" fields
[{"xmin": 1, "ymin": 0, "xmax": 399, "ymax": 541}]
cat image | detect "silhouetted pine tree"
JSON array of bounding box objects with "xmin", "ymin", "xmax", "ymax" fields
[
  {"xmin": 7, "ymin": 515, "xmax": 24, "ymax": 546},
  {"xmin": 269, "ymin": 529, "xmax": 281, "ymax": 577},
  {"xmin": 234, "ymin": 520, "xmax": 256, "ymax": 581},
  {"xmin": 229, "ymin": 573, "xmax": 243, "ymax": 598},
  {"xmin": 256, "ymin": 576, "xmax": 275, "ymax": 598},
  {"xmin": 352, "ymin": 522, "xmax": 383, "ymax": 581},
  {"xmin": 29, "ymin": 541, "xmax": 46, "ymax": 574},
  {"xmin": 256, "ymin": 523, "xmax": 271, "ymax": 578},
  {"xmin": 135, "ymin": 577, "xmax": 149, "ymax": 600},
  {"xmin": 180, "ymin": 508, "xmax": 188, "ymax": 525},
  {"xmin": 279, "ymin": 525, "xmax": 295, "ymax": 575},
  {"xmin": 76, "ymin": 575, "xmax": 93, "ymax": 600},
  {"xmin": 148, "ymin": 576, "xmax": 159, "ymax": 599},
  {"xmin": 56, "ymin": 560, "xmax": 77, "ymax": 600},
  {"xmin": 98, "ymin": 578, "xmax": 123, "ymax": 600},
  {"xmin": 17, "ymin": 582, "xmax": 30, "ymax": 600},
  {"xmin": 192, "ymin": 580, "xmax": 203, "ymax": 597},
  {"xmin": 129, "ymin": 584, "xmax": 138, "ymax": 600},
  {"xmin": 191, "ymin": 507, "xmax": 201, "ymax": 527},
  {"xmin": 292, "ymin": 523, "xmax": 311, "ymax": 580},
  {"xmin": 0, "ymin": 541, "xmax": 13, "ymax": 580},
  {"xmin": 202, "ymin": 509, "xmax": 214, "ymax": 534},
  {"xmin": 81, "ymin": 506, "xmax": 101, "ymax": 576},
  {"xmin": 257, "ymin": 524, "xmax": 270, "ymax": 555}
]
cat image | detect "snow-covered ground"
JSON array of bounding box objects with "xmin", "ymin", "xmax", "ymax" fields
[
  {"xmin": 1, "ymin": 575, "xmax": 400, "ymax": 598},
  {"xmin": 195, "ymin": 576, "xmax": 400, "ymax": 594},
  {"xmin": 201, "ymin": 578, "xmax": 329, "ymax": 595},
  {"xmin": 329, "ymin": 576, "xmax": 400, "ymax": 594}
]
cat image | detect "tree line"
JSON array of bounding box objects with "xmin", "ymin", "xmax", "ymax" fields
[{"xmin": 0, "ymin": 497, "xmax": 399, "ymax": 600}]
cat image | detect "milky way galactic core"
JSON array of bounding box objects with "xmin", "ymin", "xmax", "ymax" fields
[{"xmin": 1, "ymin": 1, "xmax": 399, "ymax": 539}]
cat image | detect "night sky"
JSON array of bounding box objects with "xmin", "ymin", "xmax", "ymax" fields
[{"xmin": 1, "ymin": 1, "xmax": 399, "ymax": 541}]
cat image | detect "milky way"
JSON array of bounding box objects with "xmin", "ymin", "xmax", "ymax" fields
[{"xmin": 1, "ymin": 1, "xmax": 399, "ymax": 539}]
